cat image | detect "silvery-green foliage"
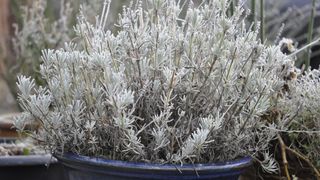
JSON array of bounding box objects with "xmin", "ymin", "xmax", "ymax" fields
[
  {"xmin": 15, "ymin": 0, "xmax": 295, "ymax": 170},
  {"xmin": 278, "ymin": 69, "xmax": 320, "ymax": 166},
  {"xmin": 260, "ymin": 151, "xmax": 279, "ymax": 174}
]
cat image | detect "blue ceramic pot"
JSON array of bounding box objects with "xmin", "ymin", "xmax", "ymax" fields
[{"xmin": 56, "ymin": 153, "xmax": 252, "ymax": 180}]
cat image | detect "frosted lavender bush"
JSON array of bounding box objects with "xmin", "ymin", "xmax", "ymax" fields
[
  {"xmin": 278, "ymin": 69, "xmax": 320, "ymax": 167},
  {"xmin": 14, "ymin": 0, "xmax": 296, "ymax": 172}
]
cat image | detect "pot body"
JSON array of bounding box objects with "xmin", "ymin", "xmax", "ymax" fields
[
  {"xmin": 0, "ymin": 154, "xmax": 67, "ymax": 180},
  {"xmin": 56, "ymin": 153, "xmax": 252, "ymax": 180}
]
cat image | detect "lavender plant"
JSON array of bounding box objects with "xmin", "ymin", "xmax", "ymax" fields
[
  {"xmin": 14, "ymin": 0, "xmax": 296, "ymax": 172},
  {"xmin": 278, "ymin": 69, "xmax": 320, "ymax": 168}
]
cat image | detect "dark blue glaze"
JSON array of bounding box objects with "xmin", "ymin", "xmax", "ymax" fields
[
  {"xmin": 55, "ymin": 153, "xmax": 252, "ymax": 180},
  {"xmin": 0, "ymin": 154, "xmax": 67, "ymax": 180}
]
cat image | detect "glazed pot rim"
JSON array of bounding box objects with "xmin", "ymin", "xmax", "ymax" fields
[{"xmin": 55, "ymin": 153, "xmax": 252, "ymax": 172}]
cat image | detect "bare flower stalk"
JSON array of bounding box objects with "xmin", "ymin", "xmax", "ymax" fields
[{"xmin": 304, "ymin": 0, "xmax": 317, "ymax": 69}]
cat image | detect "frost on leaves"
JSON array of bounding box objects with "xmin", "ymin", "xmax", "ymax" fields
[{"xmin": 15, "ymin": 0, "xmax": 296, "ymax": 172}]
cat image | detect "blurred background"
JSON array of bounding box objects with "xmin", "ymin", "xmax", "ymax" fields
[{"xmin": 0, "ymin": 0, "xmax": 127, "ymax": 117}]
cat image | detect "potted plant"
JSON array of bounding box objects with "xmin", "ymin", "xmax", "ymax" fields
[{"xmin": 14, "ymin": 0, "xmax": 297, "ymax": 179}]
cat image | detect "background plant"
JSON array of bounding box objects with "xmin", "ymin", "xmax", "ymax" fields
[
  {"xmin": 255, "ymin": 0, "xmax": 320, "ymax": 176},
  {"xmin": 6, "ymin": 0, "xmax": 126, "ymax": 95},
  {"xmin": 278, "ymin": 69, "xmax": 320, "ymax": 168},
  {"xmin": 249, "ymin": 0, "xmax": 320, "ymax": 69}
]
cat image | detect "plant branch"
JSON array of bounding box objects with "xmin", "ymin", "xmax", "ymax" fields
[
  {"xmin": 260, "ymin": 0, "xmax": 265, "ymax": 42},
  {"xmin": 285, "ymin": 146, "xmax": 320, "ymax": 179},
  {"xmin": 277, "ymin": 134, "xmax": 291, "ymax": 180},
  {"xmin": 278, "ymin": 134, "xmax": 320, "ymax": 179},
  {"xmin": 290, "ymin": 37, "xmax": 320, "ymax": 57}
]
